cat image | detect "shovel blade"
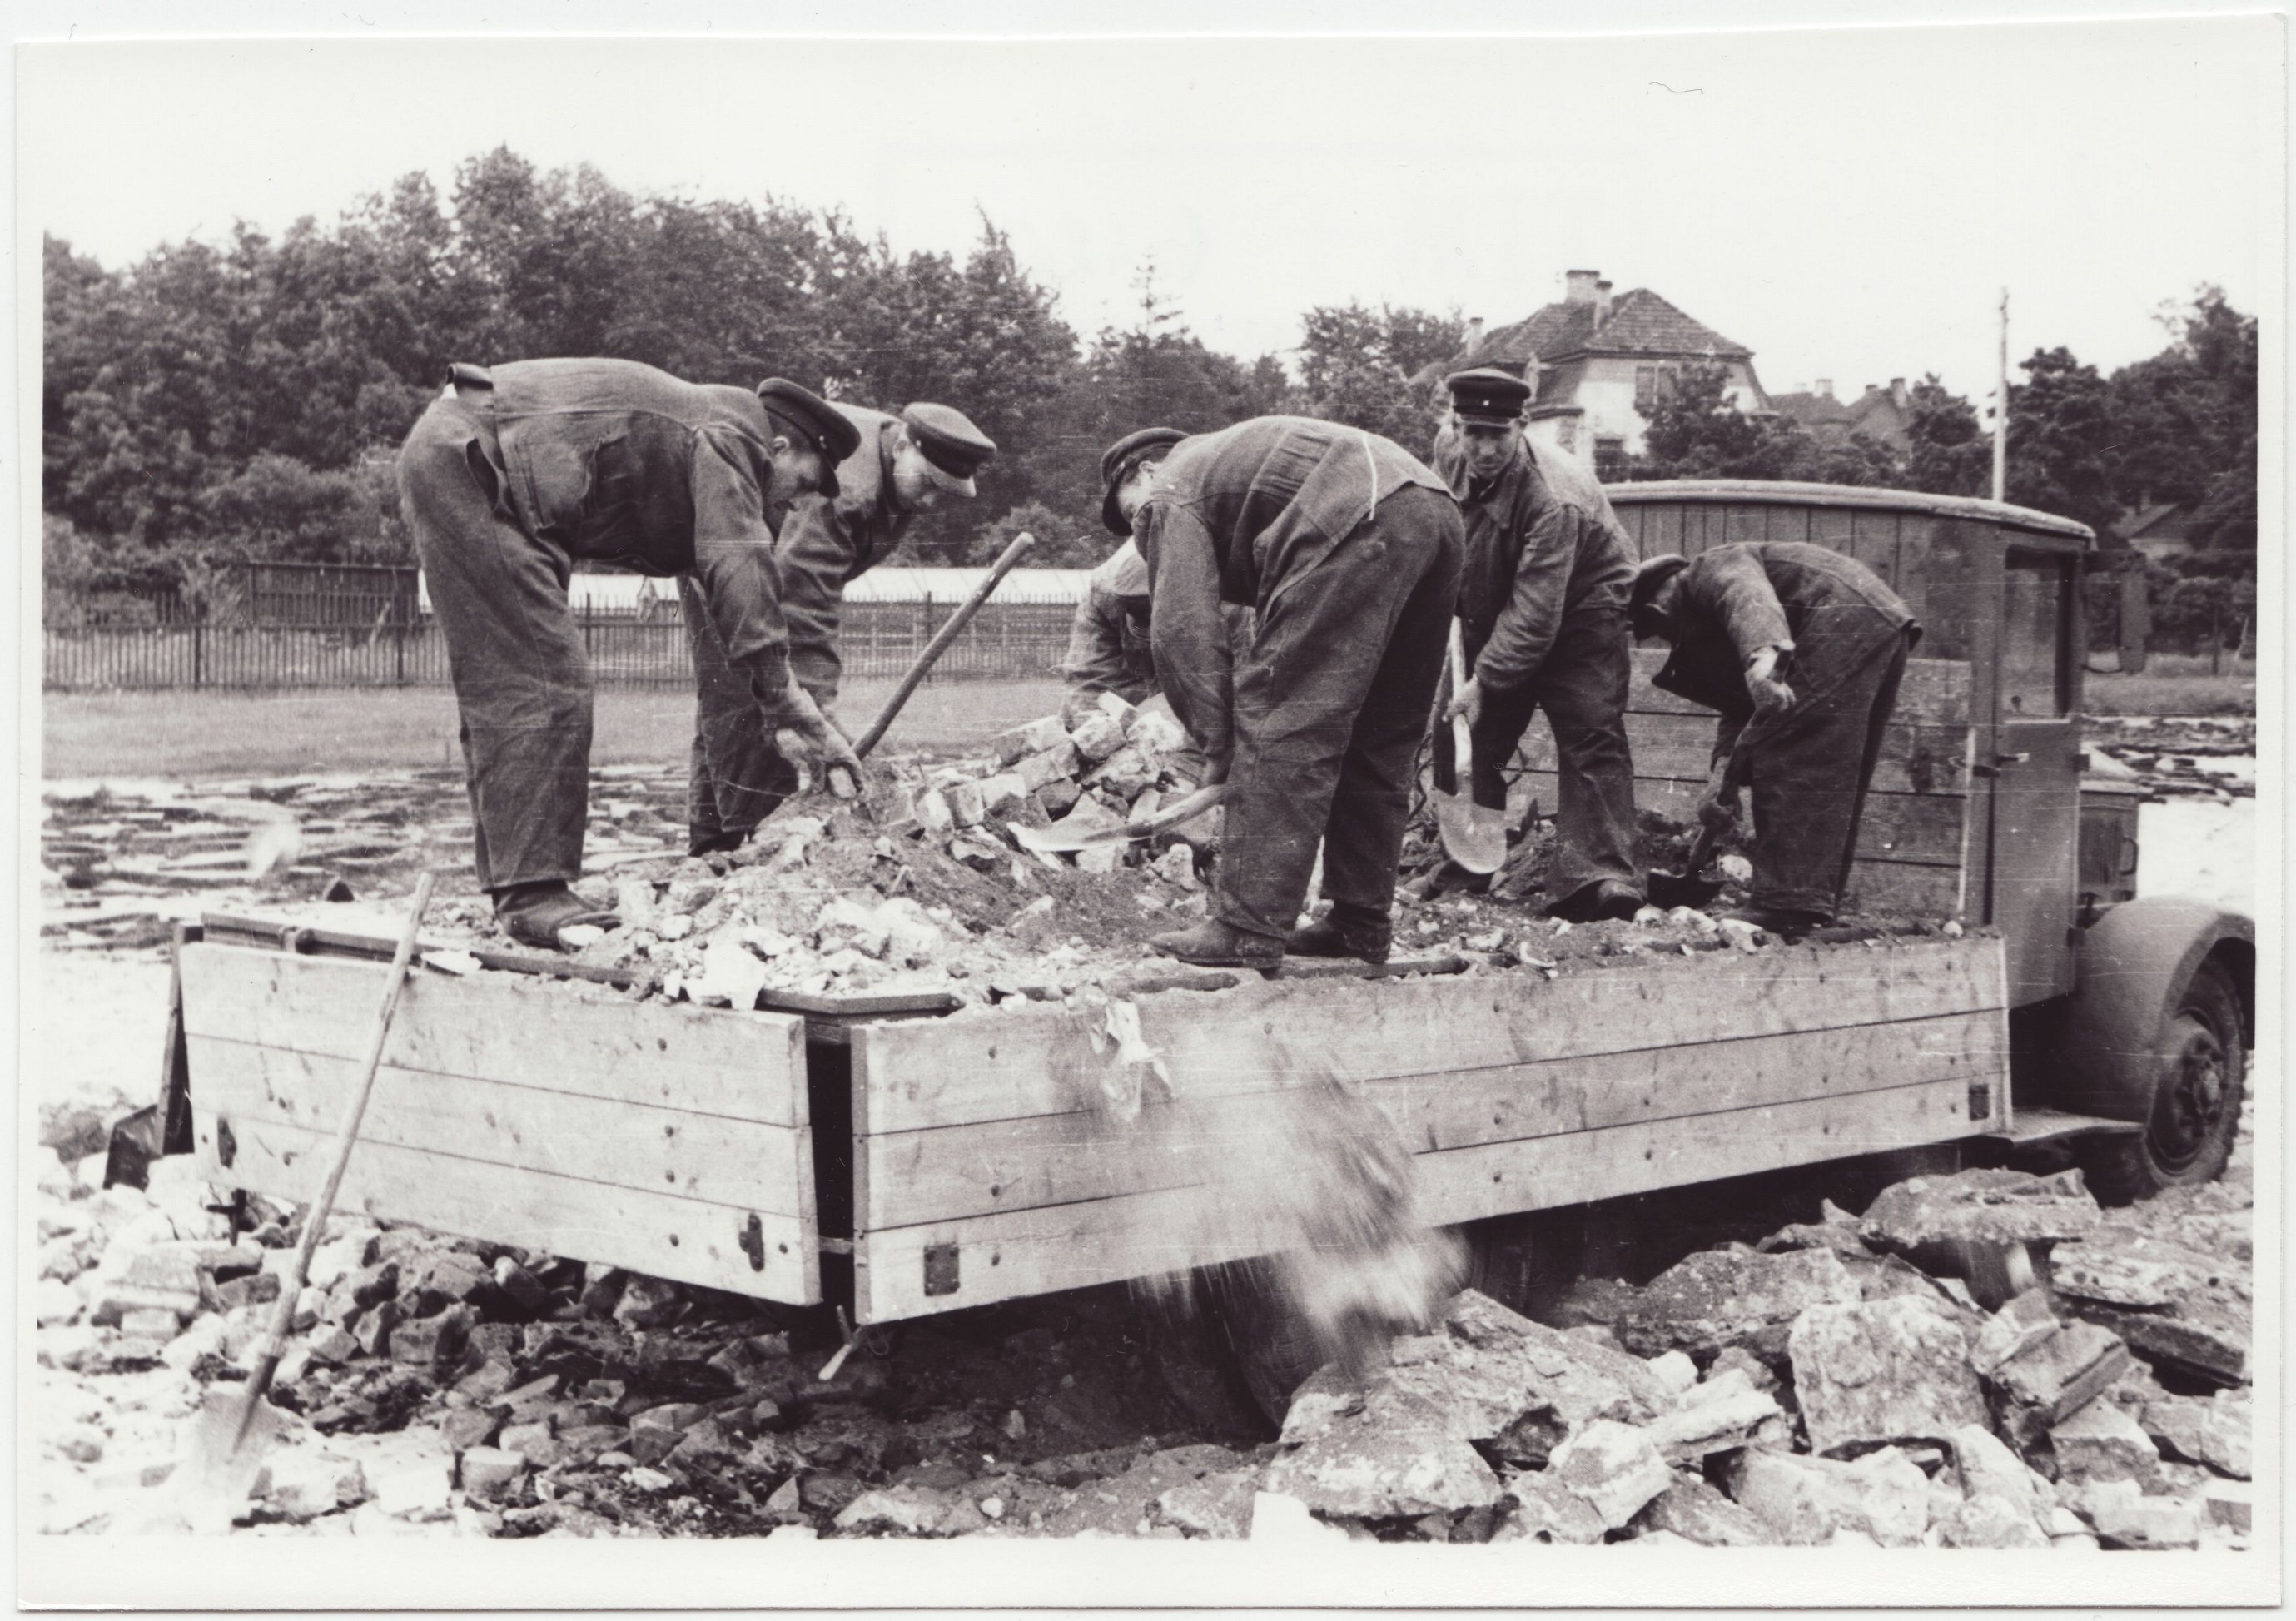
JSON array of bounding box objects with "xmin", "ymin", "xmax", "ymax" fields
[
  {"xmin": 178, "ymin": 1385, "xmax": 291, "ymax": 1509},
  {"xmin": 1431, "ymin": 789, "xmax": 1507, "ymax": 875}
]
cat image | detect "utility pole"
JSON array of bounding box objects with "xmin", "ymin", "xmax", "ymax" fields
[{"xmin": 1991, "ymin": 288, "xmax": 2009, "ymax": 504}]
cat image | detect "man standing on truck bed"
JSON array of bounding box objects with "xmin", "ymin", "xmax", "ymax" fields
[
  {"xmin": 1424, "ymin": 367, "xmax": 1644, "ymax": 921},
  {"xmin": 399, "ymin": 359, "xmax": 863, "ymax": 950},
  {"xmin": 1628, "ymin": 541, "xmax": 1921, "ymax": 934},
  {"xmin": 684, "ymin": 400, "xmax": 999, "ymax": 854},
  {"xmin": 1101, "ymin": 417, "xmax": 1464, "ymax": 967}
]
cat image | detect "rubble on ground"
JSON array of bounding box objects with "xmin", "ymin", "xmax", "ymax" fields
[{"xmin": 30, "ymin": 1116, "xmax": 2256, "ymax": 1547}]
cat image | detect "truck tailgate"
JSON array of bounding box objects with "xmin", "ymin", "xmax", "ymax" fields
[{"xmin": 177, "ymin": 942, "xmax": 821, "ymax": 1304}]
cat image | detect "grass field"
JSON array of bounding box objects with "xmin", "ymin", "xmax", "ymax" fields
[
  {"xmin": 2085, "ymin": 654, "xmax": 2257, "ymax": 717},
  {"xmin": 41, "ymin": 679, "xmax": 1070, "ymax": 782},
  {"xmin": 42, "ymin": 655, "xmax": 2251, "ymax": 780}
]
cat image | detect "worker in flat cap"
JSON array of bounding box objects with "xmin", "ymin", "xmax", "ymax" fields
[
  {"xmin": 683, "ymin": 400, "xmax": 999, "ymax": 853},
  {"xmin": 398, "ymin": 358, "xmax": 862, "ymax": 949},
  {"xmin": 1424, "ymin": 366, "xmax": 1644, "ymax": 920},
  {"xmin": 1102, "ymin": 416, "xmax": 1464, "ymax": 967},
  {"xmin": 1628, "ymin": 542, "xmax": 1920, "ymax": 934}
]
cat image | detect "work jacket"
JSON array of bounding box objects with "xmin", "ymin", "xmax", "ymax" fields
[
  {"xmin": 1061, "ymin": 540, "xmax": 1158, "ymax": 703},
  {"xmin": 1653, "ymin": 541, "xmax": 1920, "ymax": 762},
  {"xmin": 774, "ymin": 405, "xmax": 913, "ymax": 700},
  {"xmin": 452, "ymin": 357, "xmax": 798, "ymax": 703},
  {"xmin": 1436, "ymin": 430, "xmax": 1637, "ymax": 692},
  {"xmin": 1133, "ymin": 416, "xmax": 1449, "ymax": 766}
]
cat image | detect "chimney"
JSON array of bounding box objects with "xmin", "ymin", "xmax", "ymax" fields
[
  {"xmin": 1890, "ymin": 377, "xmax": 1910, "ymax": 408},
  {"xmin": 1564, "ymin": 269, "xmax": 1601, "ymax": 306},
  {"xmin": 1463, "ymin": 316, "xmax": 1484, "ymax": 356},
  {"xmin": 1595, "ymin": 278, "xmax": 1613, "ymax": 320},
  {"xmin": 1813, "ymin": 379, "xmax": 1833, "ymax": 400}
]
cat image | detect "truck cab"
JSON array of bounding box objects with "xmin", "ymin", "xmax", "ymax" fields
[{"xmin": 1603, "ymin": 480, "xmax": 2254, "ymax": 1195}]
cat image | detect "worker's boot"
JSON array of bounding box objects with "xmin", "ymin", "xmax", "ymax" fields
[
  {"xmin": 1147, "ymin": 918, "xmax": 1285, "ymax": 968},
  {"xmin": 1283, "ymin": 901, "xmax": 1394, "ymax": 965},
  {"xmin": 1548, "ymin": 878, "xmax": 1646, "ymax": 923},
  {"xmin": 494, "ymin": 882, "xmax": 620, "ymax": 952}
]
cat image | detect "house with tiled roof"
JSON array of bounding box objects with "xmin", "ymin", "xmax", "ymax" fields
[
  {"xmin": 1420, "ymin": 270, "xmax": 1771, "ymax": 476},
  {"xmin": 1773, "ymin": 378, "xmax": 1916, "ymax": 454}
]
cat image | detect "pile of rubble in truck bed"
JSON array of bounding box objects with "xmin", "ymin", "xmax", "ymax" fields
[{"xmin": 32, "ymin": 1115, "xmax": 2254, "ymax": 1545}]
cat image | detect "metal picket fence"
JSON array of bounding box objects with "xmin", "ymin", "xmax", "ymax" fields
[{"xmin": 44, "ymin": 601, "xmax": 1077, "ymax": 692}]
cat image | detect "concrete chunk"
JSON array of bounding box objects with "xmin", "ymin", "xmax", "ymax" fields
[
  {"xmin": 1861, "ymin": 1168, "xmax": 2100, "ymax": 1250},
  {"xmin": 1968, "ymin": 1288, "xmax": 2061, "ymax": 1377},
  {"xmin": 1613, "ymin": 1246, "xmax": 1861, "ymax": 1362},
  {"xmin": 1495, "ymin": 1470, "xmax": 1608, "ymax": 1544},
  {"xmin": 1727, "ymin": 1447, "xmax": 1929, "ymax": 1548},
  {"xmin": 1643, "ymin": 1368, "xmax": 1786, "ymax": 1463},
  {"xmin": 457, "ymin": 1446, "xmax": 529, "ymax": 1503},
  {"xmin": 1545, "ymin": 1420, "xmax": 1671, "ymax": 1529},
  {"xmin": 1630, "ymin": 1473, "xmax": 1777, "ymax": 1546},
  {"xmin": 2050, "ymin": 1400, "xmax": 2160, "ymax": 1488},
  {"xmin": 2140, "ymin": 1391, "xmax": 2250, "ymax": 1479},
  {"xmin": 1788, "ymin": 1295, "xmax": 1989, "ymax": 1456},
  {"xmin": 2076, "ymin": 1478, "xmax": 2199, "ymax": 1550}
]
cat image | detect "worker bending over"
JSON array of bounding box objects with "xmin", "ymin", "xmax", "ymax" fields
[
  {"xmin": 398, "ymin": 359, "xmax": 861, "ymax": 949},
  {"xmin": 1628, "ymin": 542, "xmax": 1921, "ymax": 934},
  {"xmin": 1101, "ymin": 417, "xmax": 1464, "ymax": 967},
  {"xmin": 685, "ymin": 401, "xmax": 998, "ymax": 853},
  {"xmin": 1428, "ymin": 367, "xmax": 1643, "ymax": 921}
]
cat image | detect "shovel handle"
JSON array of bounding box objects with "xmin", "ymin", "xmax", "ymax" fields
[
  {"xmin": 849, "ymin": 533, "xmax": 1038, "ymax": 760},
  {"xmin": 228, "ymin": 873, "xmax": 435, "ymax": 1449},
  {"xmin": 1444, "ymin": 620, "xmax": 1474, "ymax": 786}
]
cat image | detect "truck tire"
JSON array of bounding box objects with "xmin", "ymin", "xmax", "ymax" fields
[
  {"xmin": 2078, "ymin": 957, "xmax": 2247, "ymax": 1201},
  {"xmin": 1200, "ymin": 1258, "xmax": 1320, "ymax": 1433},
  {"xmin": 1460, "ymin": 1209, "xmax": 1585, "ymax": 1320}
]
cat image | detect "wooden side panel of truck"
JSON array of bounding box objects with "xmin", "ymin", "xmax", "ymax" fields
[{"xmin": 847, "ymin": 935, "xmax": 2010, "ymax": 1323}]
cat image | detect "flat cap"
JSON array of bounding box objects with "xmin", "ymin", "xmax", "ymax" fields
[
  {"xmin": 902, "ymin": 402, "xmax": 998, "ymax": 496},
  {"xmin": 1447, "ymin": 366, "xmax": 1532, "ymax": 425},
  {"xmin": 757, "ymin": 379, "xmax": 864, "ymax": 498},
  {"xmin": 1099, "ymin": 427, "xmax": 1189, "ymax": 536},
  {"xmin": 1628, "ymin": 553, "xmax": 1692, "ymax": 631}
]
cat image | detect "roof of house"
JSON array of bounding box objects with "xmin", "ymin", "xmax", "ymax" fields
[
  {"xmin": 1772, "ymin": 390, "xmax": 1856, "ymax": 429},
  {"xmin": 2120, "ymin": 504, "xmax": 2193, "ymax": 540},
  {"xmin": 1449, "ymin": 286, "xmax": 1753, "ymax": 374}
]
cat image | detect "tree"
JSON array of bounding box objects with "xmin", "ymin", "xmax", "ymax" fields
[
  {"xmin": 1295, "ymin": 301, "xmax": 1462, "ymax": 458},
  {"xmin": 1627, "ymin": 363, "xmax": 1811, "ymax": 480},
  {"xmin": 2003, "ymin": 346, "xmax": 2122, "ymax": 535},
  {"xmin": 1901, "ymin": 375, "xmax": 1990, "ymax": 498},
  {"xmin": 962, "ymin": 499, "xmax": 1108, "ymax": 569}
]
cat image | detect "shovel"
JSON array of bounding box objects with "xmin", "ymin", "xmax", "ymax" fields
[
  {"xmin": 1010, "ymin": 782, "xmax": 1231, "ymax": 856},
  {"xmin": 180, "ymin": 873, "xmax": 435, "ymax": 1509},
  {"xmin": 1646, "ymin": 743, "xmax": 1747, "ymax": 909},
  {"xmin": 1431, "ymin": 621, "xmax": 1506, "ymax": 875}
]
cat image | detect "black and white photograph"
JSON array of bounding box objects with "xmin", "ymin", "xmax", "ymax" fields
[{"xmin": 15, "ymin": 4, "xmax": 2279, "ymax": 1608}]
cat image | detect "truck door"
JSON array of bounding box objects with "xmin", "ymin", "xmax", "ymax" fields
[{"xmin": 1985, "ymin": 546, "xmax": 2081, "ymax": 1004}]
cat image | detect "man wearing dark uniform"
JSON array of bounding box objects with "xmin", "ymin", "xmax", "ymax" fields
[
  {"xmin": 398, "ymin": 359, "xmax": 862, "ymax": 948},
  {"xmin": 683, "ymin": 401, "xmax": 997, "ymax": 853},
  {"xmin": 1429, "ymin": 367, "xmax": 1644, "ymax": 921},
  {"xmin": 1628, "ymin": 542, "xmax": 1921, "ymax": 933},
  {"xmin": 1101, "ymin": 417, "xmax": 1465, "ymax": 967},
  {"xmin": 1060, "ymin": 537, "xmax": 1162, "ymax": 714}
]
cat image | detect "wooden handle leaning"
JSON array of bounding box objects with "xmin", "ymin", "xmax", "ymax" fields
[
  {"xmin": 227, "ymin": 873, "xmax": 435, "ymax": 1451},
  {"xmin": 849, "ymin": 533, "xmax": 1038, "ymax": 760}
]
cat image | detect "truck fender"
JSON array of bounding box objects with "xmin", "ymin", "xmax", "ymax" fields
[{"xmin": 2055, "ymin": 895, "xmax": 2254, "ymax": 1121}]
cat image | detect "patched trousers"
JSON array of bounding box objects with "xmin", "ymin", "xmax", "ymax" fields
[
  {"xmin": 1218, "ymin": 484, "xmax": 1464, "ymax": 937},
  {"xmin": 398, "ymin": 393, "xmax": 592, "ymax": 893}
]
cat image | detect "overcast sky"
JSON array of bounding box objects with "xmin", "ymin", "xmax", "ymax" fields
[{"xmin": 17, "ymin": 13, "xmax": 2282, "ymax": 407}]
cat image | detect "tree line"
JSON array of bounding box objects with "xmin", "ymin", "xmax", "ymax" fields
[{"xmin": 44, "ymin": 147, "xmax": 2254, "ymax": 649}]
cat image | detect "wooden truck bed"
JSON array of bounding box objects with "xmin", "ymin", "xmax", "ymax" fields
[{"xmin": 174, "ymin": 927, "xmax": 2011, "ymax": 1326}]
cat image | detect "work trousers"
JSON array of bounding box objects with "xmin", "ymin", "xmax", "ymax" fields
[
  {"xmin": 398, "ymin": 394, "xmax": 593, "ymax": 893},
  {"xmin": 1218, "ymin": 484, "xmax": 1464, "ymax": 938},
  {"xmin": 1744, "ymin": 619, "xmax": 1916, "ymax": 917},
  {"xmin": 681, "ymin": 579, "xmax": 799, "ymax": 851},
  {"xmin": 1435, "ymin": 604, "xmax": 1640, "ymax": 901}
]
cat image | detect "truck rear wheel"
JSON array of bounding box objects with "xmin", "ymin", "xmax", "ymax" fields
[
  {"xmin": 1200, "ymin": 1258, "xmax": 1321, "ymax": 1433},
  {"xmin": 2079, "ymin": 959, "xmax": 2247, "ymax": 1201}
]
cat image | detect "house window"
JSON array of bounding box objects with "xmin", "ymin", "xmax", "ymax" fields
[
  {"xmin": 1593, "ymin": 436, "xmax": 1627, "ymax": 480},
  {"xmin": 1635, "ymin": 365, "xmax": 1660, "ymax": 409}
]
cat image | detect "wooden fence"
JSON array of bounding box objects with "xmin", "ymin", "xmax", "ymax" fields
[{"xmin": 44, "ymin": 602, "xmax": 1078, "ymax": 692}]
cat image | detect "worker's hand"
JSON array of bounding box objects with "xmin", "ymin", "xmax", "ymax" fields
[
  {"xmin": 1746, "ymin": 647, "xmax": 1797, "ymax": 719},
  {"xmin": 1697, "ymin": 760, "xmax": 1742, "ymax": 836},
  {"xmin": 772, "ymin": 679, "xmax": 865, "ymax": 793},
  {"xmin": 1445, "ymin": 676, "xmax": 1484, "ymax": 728}
]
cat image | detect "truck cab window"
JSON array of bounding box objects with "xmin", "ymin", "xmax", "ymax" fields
[{"xmin": 2000, "ymin": 548, "xmax": 2073, "ymax": 717}]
